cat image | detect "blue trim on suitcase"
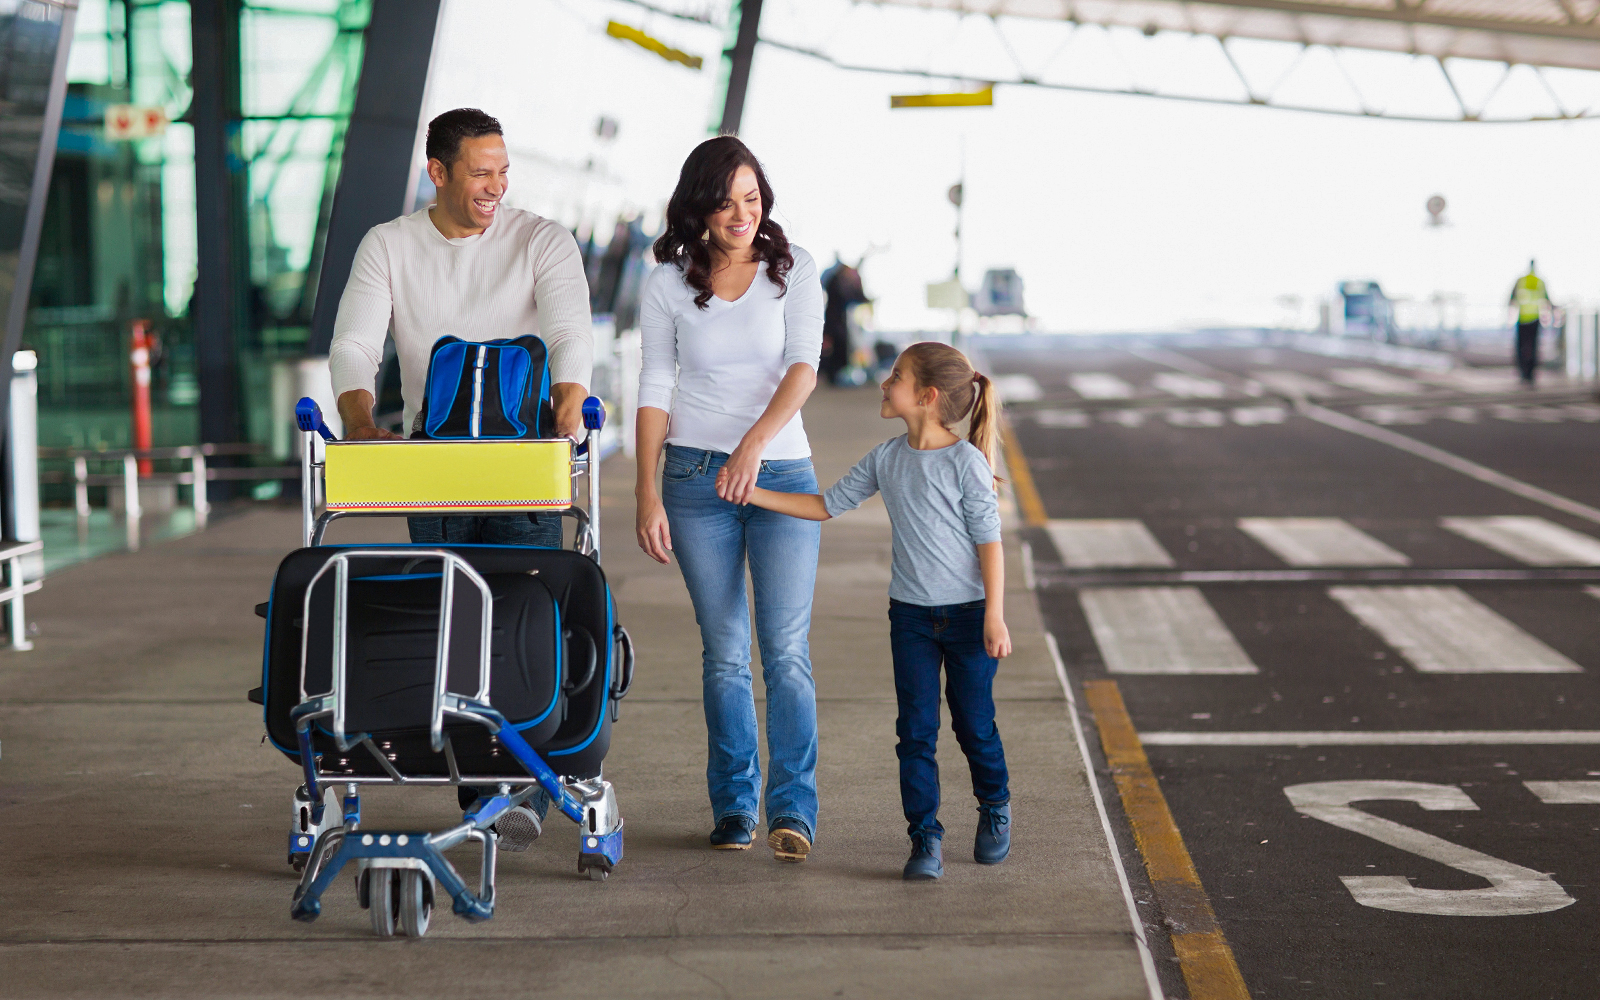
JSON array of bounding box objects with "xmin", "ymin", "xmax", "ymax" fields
[
  {"xmin": 549, "ymin": 584, "xmax": 613, "ymax": 757},
  {"xmin": 262, "ymin": 589, "xmax": 282, "ymax": 750},
  {"xmin": 509, "ymin": 599, "xmax": 561, "ymax": 730}
]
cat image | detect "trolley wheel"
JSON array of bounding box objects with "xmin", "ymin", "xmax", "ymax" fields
[
  {"xmin": 289, "ymin": 852, "xmax": 306, "ymax": 873},
  {"xmin": 399, "ymin": 870, "xmax": 432, "ymax": 938},
  {"xmin": 356, "ymin": 868, "xmax": 370, "ymax": 909},
  {"xmin": 368, "ymin": 868, "xmax": 399, "ymax": 937},
  {"xmin": 587, "ymin": 867, "xmax": 608, "ymax": 882}
]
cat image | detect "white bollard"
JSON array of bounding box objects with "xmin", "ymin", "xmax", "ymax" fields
[
  {"xmin": 122, "ymin": 453, "xmax": 141, "ymax": 520},
  {"xmin": 73, "ymin": 456, "xmax": 89, "ymax": 519},
  {"xmin": 7, "ymin": 552, "xmax": 30, "ymax": 651},
  {"xmin": 191, "ymin": 451, "xmax": 209, "ymax": 527}
]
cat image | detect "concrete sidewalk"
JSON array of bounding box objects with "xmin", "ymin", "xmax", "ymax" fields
[{"xmin": 0, "ymin": 387, "xmax": 1150, "ymax": 999}]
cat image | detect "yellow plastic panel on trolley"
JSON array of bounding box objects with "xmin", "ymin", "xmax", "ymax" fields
[{"xmin": 323, "ymin": 439, "xmax": 572, "ymax": 513}]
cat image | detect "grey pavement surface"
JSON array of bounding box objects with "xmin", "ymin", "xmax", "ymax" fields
[{"xmin": 0, "ymin": 386, "xmax": 1148, "ymax": 999}]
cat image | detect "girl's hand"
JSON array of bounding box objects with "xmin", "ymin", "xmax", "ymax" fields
[
  {"xmin": 636, "ymin": 494, "xmax": 673, "ymax": 564},
  {"xmin": 984, "ymin": 613, "xmax": 1012, "ymax": 659},
  {"xmin": 715, "ymin": 443, "xmax": 763, "ymax": 504}
]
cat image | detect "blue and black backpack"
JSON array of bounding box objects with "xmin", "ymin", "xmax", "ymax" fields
[{"xmin": 416, "ymin": 334, "xmax": 553, "ymax": 439}]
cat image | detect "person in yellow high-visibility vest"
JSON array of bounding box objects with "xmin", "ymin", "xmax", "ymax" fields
[{"xmin": 1508, "ymin": 260, "xmax": 1551, "ymax": 385}]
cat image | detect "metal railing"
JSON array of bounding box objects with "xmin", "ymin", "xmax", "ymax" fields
[
  {"xmin": 1564, "ymin": 311, "xmax": 1600, "ymax": 383},
  {"xmin": 37, "ymin": 443, "xmax": 300, "ymax": 526},
  {"xmin": 0, "ymin": 539, "xmax": 42, "ymax": 651}
]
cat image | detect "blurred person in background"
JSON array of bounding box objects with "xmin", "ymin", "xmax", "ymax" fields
[
  {"xmin": 634, "ymin": 136, "xmax": 825, "ymax": 863},
  {"xmin": 1509, "ymin": 260, "xmax": 1551, "ymax": 386},
  {"xmin": 819, "ymin": 256, "xmax": 869, "ymax": 385}
]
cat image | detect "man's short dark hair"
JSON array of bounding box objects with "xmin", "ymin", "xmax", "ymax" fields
[{"xmin": 426, "ymin": 108, "xmax": 502, "ymax": 171}]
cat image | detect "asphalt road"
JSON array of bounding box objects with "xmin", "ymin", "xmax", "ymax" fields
[{"xmin": 986, "ymin": 332, "xmax": 1600, "ymax": 1000}]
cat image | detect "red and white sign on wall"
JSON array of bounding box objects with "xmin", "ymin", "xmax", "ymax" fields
[{"xmin": 104, "ymin": 105, "xmax": 169, "ymax": 141}]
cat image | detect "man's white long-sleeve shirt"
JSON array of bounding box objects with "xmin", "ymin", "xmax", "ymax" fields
[{"xmin": 329, "ymin": 206, "xmax": 592, "ymax": 433}]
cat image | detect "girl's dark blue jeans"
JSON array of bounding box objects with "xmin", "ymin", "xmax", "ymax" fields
[{"xmin": 888, "ymin": 599, "xmax": 1011, "ymax": 840}]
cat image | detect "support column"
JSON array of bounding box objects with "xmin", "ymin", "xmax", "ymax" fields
[
  {"xmin": 715, "ymin": 0, "xmax": 763, "ymax": 136},
  {"xmin": 308, "ymin": 0, "xmax": 444, "ymax": 356},
  {"xmin": 0, "ymin": 2, "xmax": 76, "ymax": 541},
  {"xmin": 190, "ymin": 0, "xmax": 247, "ymax": 445}
]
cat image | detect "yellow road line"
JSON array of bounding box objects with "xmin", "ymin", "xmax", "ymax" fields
[
  {"xmin": 1083, "ymin": 679, "xmax": 1251, "ymax": 1000},
  {"xmin": 999, "ymin": 411, "xmax": 1048, "ymax": 527}
]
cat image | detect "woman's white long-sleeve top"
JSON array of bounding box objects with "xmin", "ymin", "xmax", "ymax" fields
[{"xmin": 637, "ymin": 245, "xmax": 824, "ymax": 460}]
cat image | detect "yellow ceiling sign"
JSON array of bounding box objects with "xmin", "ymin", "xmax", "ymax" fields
[
  {"xmin": 606, "ymin": 21, "xmax": 703, "ymax": 70},
  {"xmin": 890, "ymin": 87, "xmax": 994, "ymax": 109}
]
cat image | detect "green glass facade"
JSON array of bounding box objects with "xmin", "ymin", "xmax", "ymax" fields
[{"xmin": 28, "ymin": 0, "xmax": 369, "ymax": 456}]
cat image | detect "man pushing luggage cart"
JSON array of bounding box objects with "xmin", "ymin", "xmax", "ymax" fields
[
  {"xmin": 246, "ymin": 107, "xmax": 632, "ymax": 938},
  {"xmin": 327, "ymin": 107, "xmax": 595, "ymax": 849}
]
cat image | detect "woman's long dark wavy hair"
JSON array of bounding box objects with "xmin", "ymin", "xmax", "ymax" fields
[{"xmin": 653, "ymin": 135, "xmax": 793, "ymax": 310}]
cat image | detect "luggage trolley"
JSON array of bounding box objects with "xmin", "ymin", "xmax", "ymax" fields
[{"xmin": 256, "ymin": 396, "xmax": 633, "ymax": 938}]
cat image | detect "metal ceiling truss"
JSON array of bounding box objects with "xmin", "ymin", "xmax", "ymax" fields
[
  {"xmin": 827, "ymin": 0, "xmax": 1600, "ymax": 120},
  {"xmin": 867, "ymin": 1, "xmax": 1600, "ymax": 70},
  {"xmin": 602, "ymin": 0, "xmax": 1600, "ymax": 120}
]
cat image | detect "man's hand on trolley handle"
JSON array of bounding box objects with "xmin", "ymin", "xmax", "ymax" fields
[{"xmin": 336, "ymin": 383, "xmax": 589, "ymax": 442}]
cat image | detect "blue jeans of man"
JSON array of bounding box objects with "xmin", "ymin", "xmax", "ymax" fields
[
  {"xmin": 407, "ymin": 513, "xmax": 563, "ymax": 548},
  {"xmin": 888, "ymin": 599, "xmax": 1010, "ymax": 839},
  {"xmin": 661, "ymin": 445, "xmax": 821, "ymax": 840},
  {"xmin": 409, "ymin": 513, "xmax": 561, "ymax": 816}
]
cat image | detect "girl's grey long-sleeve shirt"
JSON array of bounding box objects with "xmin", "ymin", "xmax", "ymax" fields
[{"xmin": 822, "ymin": 435, "xmax": 1002, "ymax": 606}]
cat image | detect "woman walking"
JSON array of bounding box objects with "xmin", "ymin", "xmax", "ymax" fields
[{"xmin": 635, "ymin": 136, "xmax": 825, "ymax": 862}]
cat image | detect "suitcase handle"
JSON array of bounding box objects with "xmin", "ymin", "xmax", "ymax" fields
[
  {"xmin": 612, "ymin": 626, "xmax": 634, "ymax": 701},
  {"xmin": 563, "ymin": 627, "xmax": 597, "ymax": 696}
]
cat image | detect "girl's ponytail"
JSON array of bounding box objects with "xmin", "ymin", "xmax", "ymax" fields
[
  {"xmin": 967, "ymin": 371, "xmax": 1002, "ymax": 482},
  {"xmin": 899, "ymin": 341, "xmax": 1007, "ymax": 486}
]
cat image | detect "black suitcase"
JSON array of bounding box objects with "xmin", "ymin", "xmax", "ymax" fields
[{"xmin": 259, "ymin": 544, "xmax": 629, "ymax": 781}]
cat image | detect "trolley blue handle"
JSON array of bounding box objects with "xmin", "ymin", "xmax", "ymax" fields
[
  {"xmin": 296, "ymin": 397, "xmax": 336, "ymax": 441},
  {"xmin": 582, "ymin": 396, "xmax": 606, "ymax": 432}
]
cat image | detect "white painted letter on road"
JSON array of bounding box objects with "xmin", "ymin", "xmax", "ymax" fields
[{"xmin": 1284, "ymin": 780, "xmax": 1575, "ymax": 916}]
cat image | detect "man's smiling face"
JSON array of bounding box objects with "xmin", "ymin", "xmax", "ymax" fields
[{"xmin": 430, "ymin": 134, "xmax": 509, "ymax": 236}]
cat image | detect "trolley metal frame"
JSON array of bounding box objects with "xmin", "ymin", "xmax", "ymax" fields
[{"xmin": 283, "ymin": 397, "xmax": 624, "ymax": 938}]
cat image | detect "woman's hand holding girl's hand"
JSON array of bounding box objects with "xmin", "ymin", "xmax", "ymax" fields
[
  {"xmin": 984, "ymin": 613, "xmax": 1012, "ymax": 659},
  {"xmin": 636, "ymin": 494, "xmax": 673, "ymax": 564},
  {"xmin": 715, "ymin": 442, "xmax": 763, "ymax": 504}
]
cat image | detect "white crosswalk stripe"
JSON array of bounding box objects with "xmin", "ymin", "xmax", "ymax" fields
[
  {"xmin": 1237, "ymin": 518, "xmax": 1411, "ymax": 567},
  {"xmin": 1326, "ymin": 368, "xmax": 1425, "ymax": 394},
  {"xmin": 1441, "ymin": 516, "xmax": 1600, "ymax": 566},
  {"xmin": 1045, "ymin": 519, "xmax": 1175, "ymax": 568},
  {"xmin": 1033, "ymin": 408, "xmax": 1090, "ymax": 428},
  {"xmin": 1251, "ymin": 370, "xmax": 1337, "ymax": 397},
  {"xmin": 1069, "ymin": 373, "xmax": 1134, "ymax": 399},
  {"xmin": 1152, "ymin": 373, "xmax": 1227, "ymax": 398},
  {"xmin": 1079, "ymin": 586, "xmax": 1260, "ymax": 674},
  {"xmin": 991, "ymin": 374, "xmax": 1042, "ymax": 402},
  {"xmin": 1231, "ymin": 406, "xmax": 1288, "ymax": 426},
  {"xmin": 1328, "ymin": 586, "xmax": 1581, "ymax": 673},
  {"xmin": 1420, "ymin": 369, "xmax": 1523, "ymax": 393}
]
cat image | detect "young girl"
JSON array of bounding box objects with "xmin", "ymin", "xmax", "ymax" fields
[{"xmin": 745, "ymin": 342, "xmax": 1012, "ymax": 880}]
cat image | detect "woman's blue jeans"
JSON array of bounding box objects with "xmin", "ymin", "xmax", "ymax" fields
[{"xmin": 661, "ymin": 445, "xmax": 821, "ymax": 840}]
